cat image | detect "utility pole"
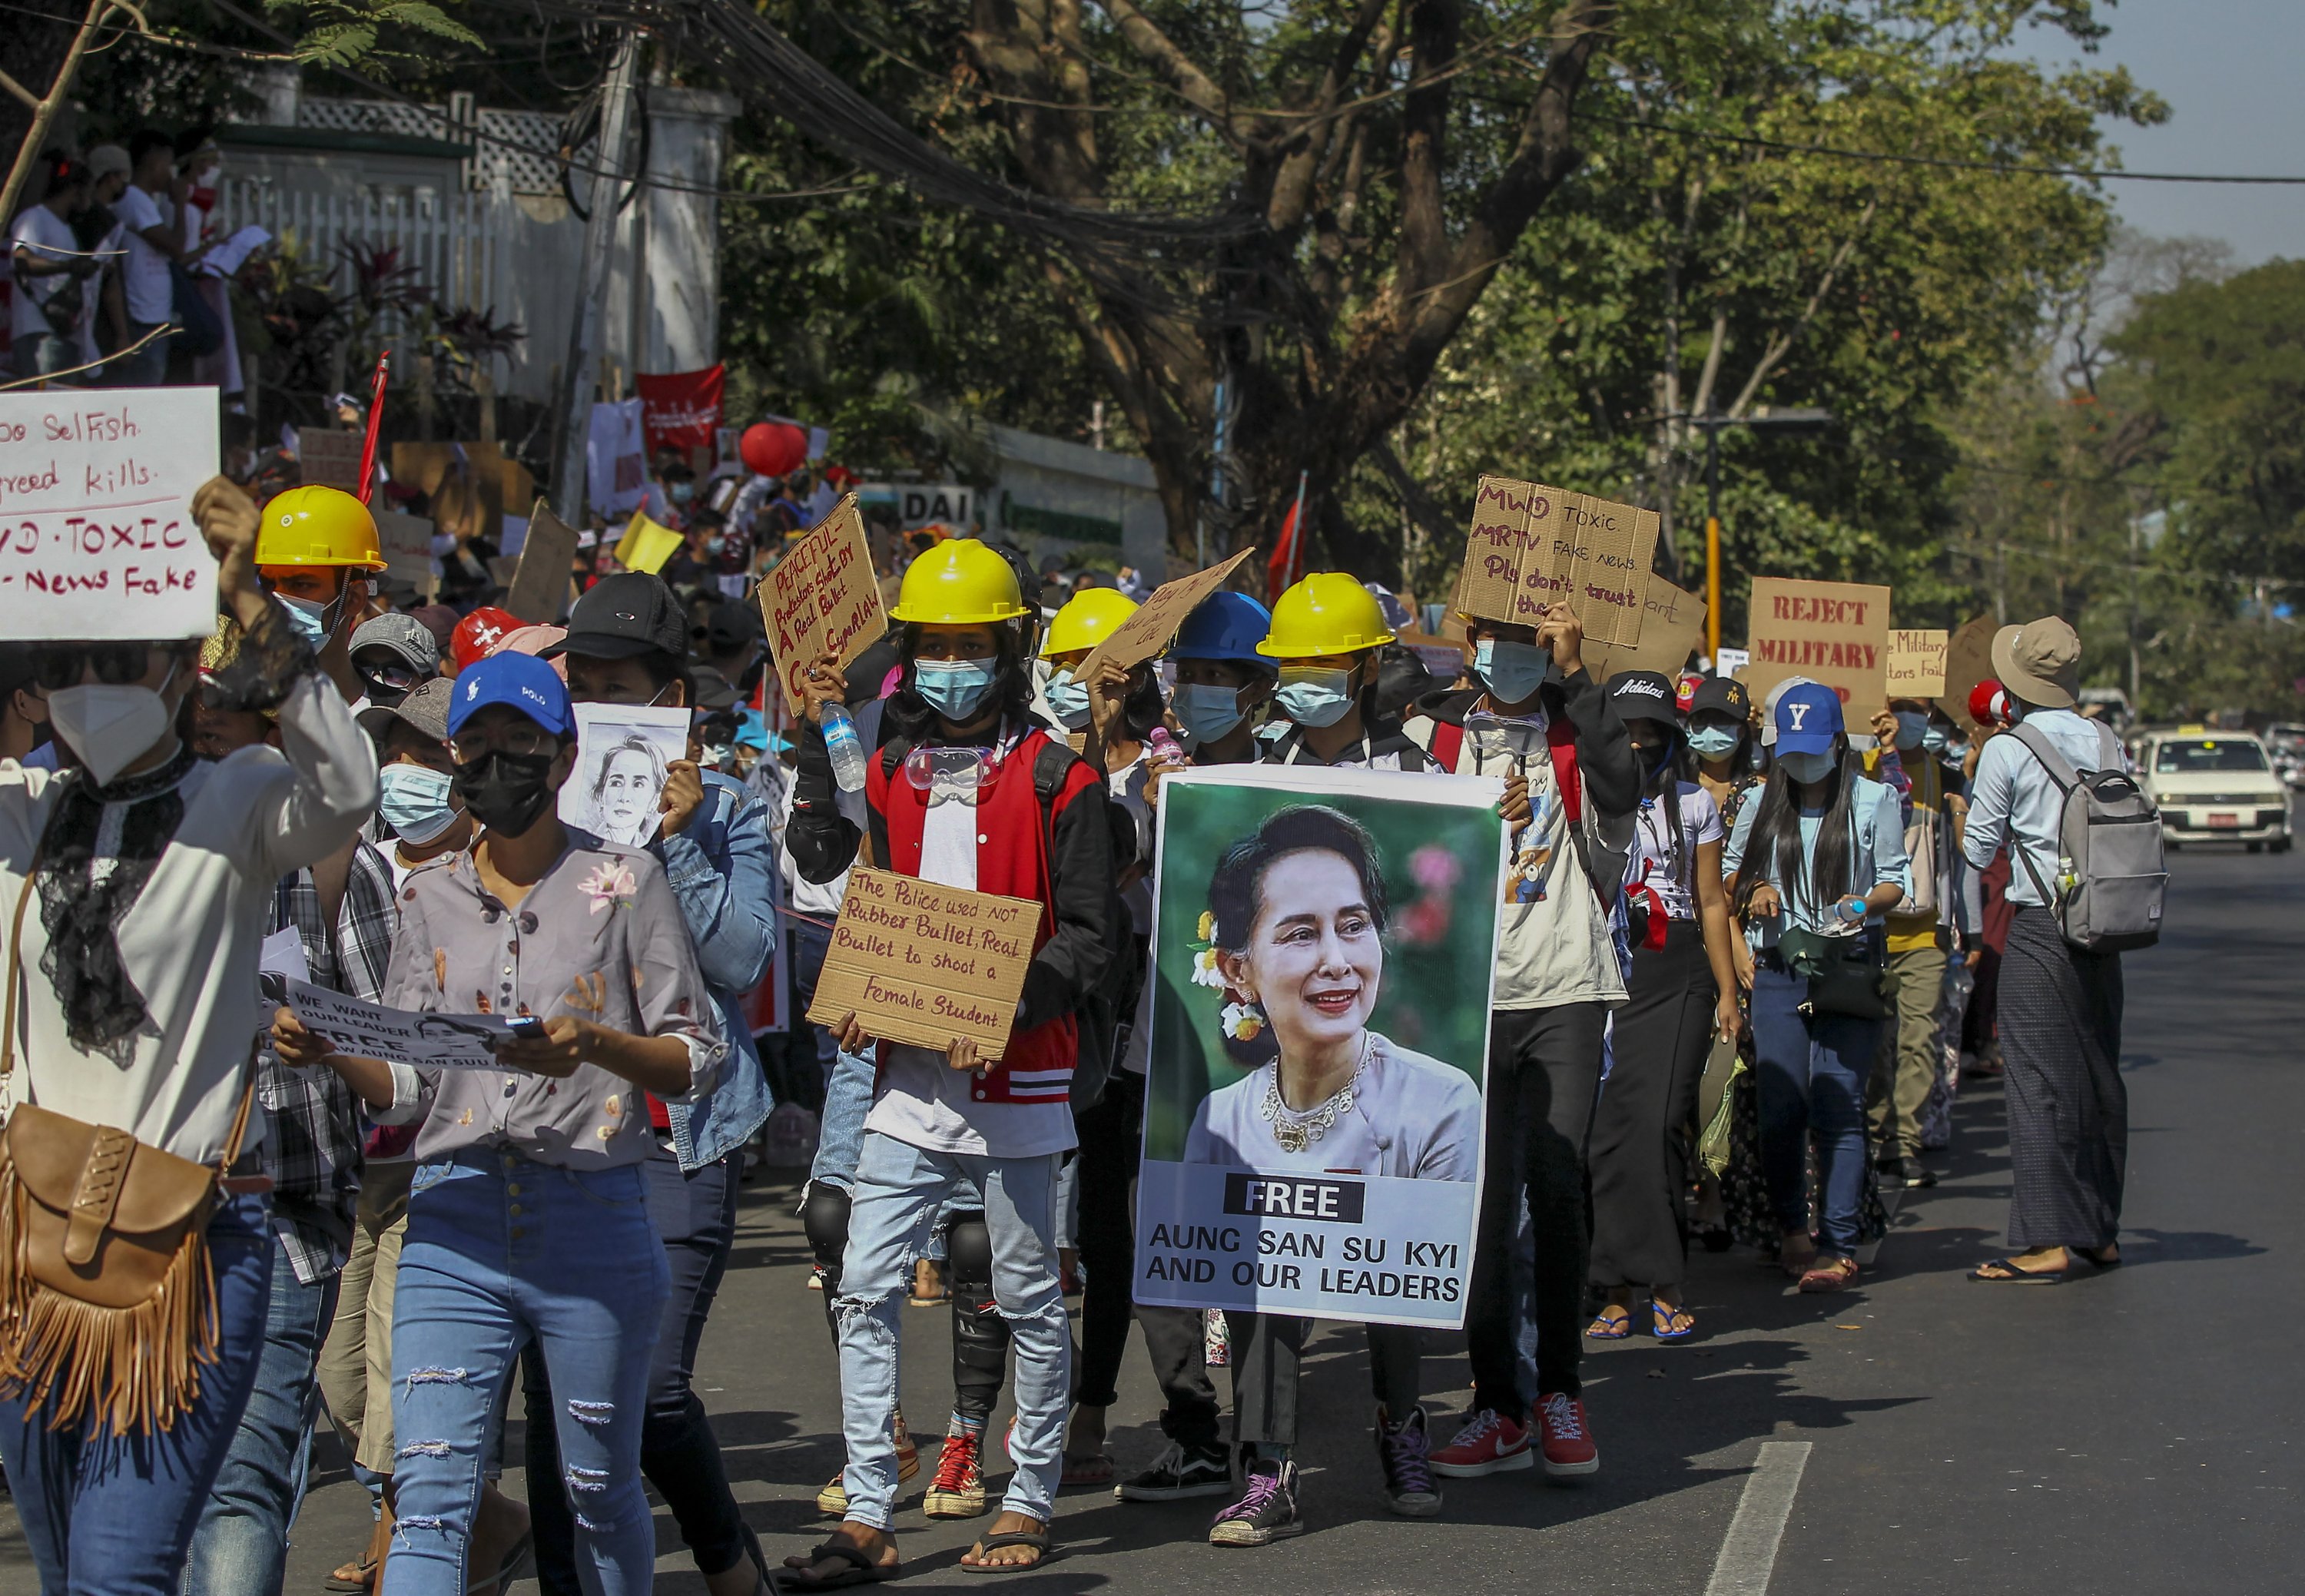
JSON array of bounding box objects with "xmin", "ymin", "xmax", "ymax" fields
[
  {"xmin": 550, "ymin": 31, "xmax": 641, "ymax": 526},
  {"xmin": 2128, "ymin": 510, "xmax": 2142, "ymax": 710},
  {"xmin": 1199, "ymin": 378, "xmax": 1227, "ymax": 569}
]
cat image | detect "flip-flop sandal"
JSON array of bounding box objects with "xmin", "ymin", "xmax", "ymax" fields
[
  {"xmin": 963, "ymin": 1531, "xmax": 1054, "ymax": 1574},
  {"xmin": 776, "ymin": 1543, "xmax": 902, "ymax": 1591},
  {"xmin": 324, "ymin": 1553, "xmax": 378, "ymax": 1594},
  {"xmin": 2073, "ymin": 1246, "xmax": 2123, "ymax": 1270},
  {"xmin": 1797, "ymin": 1258, "xmax": 1860, "ymax": 1293},
  {"xmin": 1584, "ymin": 1309, "xmax": 1632, "ymax": 1340},
  {"xmin": 1060, "ymin": 1452, "xmax": 1116, "ymax": 1488},
  {"xmin": 1650, "ymin": 1300, "xmax": 1696, "ymax": 1341},
  {"xmin": 1968, "ymin": 1257, "xmax": 2068, "ymax": 1283}
]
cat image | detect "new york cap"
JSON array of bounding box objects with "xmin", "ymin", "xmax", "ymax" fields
[{"xmin": 1773, "ymin": 681, "xmax": 1844, "ymax": 755}]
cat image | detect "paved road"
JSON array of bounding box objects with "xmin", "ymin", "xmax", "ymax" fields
[{"xmin": 6, "ymin": 845, "xmax": 2298, "ymax": 1593}]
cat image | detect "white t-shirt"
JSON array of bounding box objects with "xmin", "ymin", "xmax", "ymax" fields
[
  {"xmin": 863, "ymin": 757, "xmax": 1077, "ymax": 1160},
  {"xmin": 9, "ymin": 205, "xmax": 83, "ymax": 341},
  {"xmin": 1627, "ymin": 781, "xmax": 1724, "ymax": 923},
  {"xmin": 1450, "ymin": 709, "xmax": 1626, "ymax": 1010},
  {"xmin": 111, "ymin": 184, "xmax": 174, "ymax": 324}
]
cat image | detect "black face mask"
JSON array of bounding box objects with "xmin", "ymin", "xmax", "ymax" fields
[{"xmin": 452, "ymin": 749, "xmax": 558, "ymax": 836}]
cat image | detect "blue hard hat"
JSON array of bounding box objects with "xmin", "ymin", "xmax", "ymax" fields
[{"xmin": 1169, "ymin": 591, "xmax": 1274, "ymax": 664}]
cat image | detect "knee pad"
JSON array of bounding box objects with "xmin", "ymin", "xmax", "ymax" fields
[
  {"xmin": 802, "ymin": 1181, "xmax": 851, "ymax": 1276},
  {"xmin": 944, "ymin": 1210, "xmax": 993, "ymax": 1291}
]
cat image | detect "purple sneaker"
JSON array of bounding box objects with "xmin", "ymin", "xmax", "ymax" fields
[
  {"xmin": 1376, "ymin": 1405, "xmax": 1442, "ymax": 1517},
  {"xmin": 1208, "ymin": 1458, "xmax": 1302, "ymax": 1547}
]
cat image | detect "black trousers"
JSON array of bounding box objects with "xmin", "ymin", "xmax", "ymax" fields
[
  {"xmin": 2000, "ymin": 907, "xmax": 2127, "ymax": 1251},
  {"xmin": 1071, "ymin": 1072, "xmax": 1143, "ymax": 1409},
  {"xmin": 1587, "ymin": 923, "xmax": 1716, "ymax": 1291},
  {"xmin": 1465, "ymin": 1002, "xmax": 1607, "ymax": 1409}
]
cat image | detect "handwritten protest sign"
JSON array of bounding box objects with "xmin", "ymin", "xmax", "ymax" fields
[
  {"xmin": 759, "ymin": 494, "xmax": 887, "ymax": 715},
  {"xmin": 0, "ymin": 387, "xmax": 219, "ymax": 639},
  {"xmin": 1886, "ymin": 629, "xmax": 1948, "ymax": 699},
  {"xmin": 297, "ymin": 428, "xmax": 366, "ymax": 491},
  {"xmin": 277, "ymin": 978, "xmax": 511, "ymax": 1070},
  {"xmin": 808, "ymin": 867, "xmax": 1040, "ymax": 1060},
  {"xmin": 372, "ymin": 507, "xmax": 436, "ymax": 597},
  {"xmin": 505, "ymin": 501, "xmax": 580, "ymax": 622},
  {"xmin": 1451, "ymin": 476, "xmax": 1660, "ymax": 645},
  {"xmin": 1078, "ymin": 546, "xmax": 1257, "ymax": 678},
  {"xmin": 1585, "ymin": 578, "xmax": 1706, "ymax": 681},
  {"xmin": 1940, "ymin": 613, "xmax": 1998, "ymax": 728},
  {"xmin": 1743, "ymin": 576, "xmax": 1892, "ymax": 714}
]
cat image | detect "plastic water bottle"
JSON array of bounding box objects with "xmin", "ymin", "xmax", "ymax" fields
[{"xmin": 821, "ymin": 702, "xmax": 867, "ymax": 793}]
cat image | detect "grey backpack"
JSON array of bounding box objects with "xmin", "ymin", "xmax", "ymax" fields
[{"xmin": 2007, "ymin": 722, "xmax": 2166, "ymax": 952}]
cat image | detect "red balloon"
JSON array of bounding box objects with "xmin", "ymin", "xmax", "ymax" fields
[{"xmin": 739, "ymin": 422, "xmax": 808, "ymax": 479}]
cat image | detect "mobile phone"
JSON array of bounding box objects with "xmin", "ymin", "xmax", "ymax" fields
[{"xmin": 507, "ymin": 1016, "xmax": 547, "ymax": 1041}]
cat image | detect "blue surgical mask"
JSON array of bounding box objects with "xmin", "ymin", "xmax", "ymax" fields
[
  {"xmin": 1893, "ymin": 710, "xmax": 1929, "ymax": 751},
  {"xmin": 1173, "ymin": 682, "xmax": 1247, "ymax": 745},
  {"xmin": 1043, "ymin": 669, "xmax": 1093, "ymax": 730},
  {"xmin": 276, "ymin": 593, "xmax": 330, "ymax": 649},
  {"xmin": 377, "ymin": 762, "xmax": 462, "ymax": 845},
  {"xmin": 1275, "ymin": 666, "xmax": 1355, "ymax": 728},
  {"xmin": 1921, "ymin": 724, "xmax": 1949, "ymax": 755},
  {"xmin": 1941, "ymin": 737, "xmax": 1970, "ymax": 767},
  {"xmin": 704, "ymin": 534, "xmax": 725, "ymax": 556},
  {"xmin": 670, "ymin": 482, "xmax": 695, "ymax": 505},
  {"xmin": 1687, "ymin": 723, "xmax": 1742, "ymax": 761},
  {"xmin": 913, "ymin": 657, "xmax": 1000, "ymax": 722},
  {"xmin": 1778, "ymin": 750, "xmax": 1836, "ymax": 785},
  {"xmin": 1474, "ymin": 638, "xmax": 1555, "ymax": 705}
]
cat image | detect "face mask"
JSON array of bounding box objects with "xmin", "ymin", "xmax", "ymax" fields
[
  {"xmin": 452, "ymin": 749, "xmax": 558, "ymax": 836},
  {"xmin": 702, "ymin": 742, "xmax": 735, "ymax": 771},
  {"xmin": 1275, "ymin": 666, "xmax": 1355, "ymax": 728},
  {"xmin": 1893, "ymin": 710, "xmax": 1929, "ymax": 751},
  {"xmin": 1778, "ymin": 750, "xmax": 1836, "ymax": 785},
  {"xmin": 1043, "ymin": 669, "xmax": 1093, "ymax": 730},
  {"xmin": 1173, "ymin": 682, "xmax": 1246, "ymax": 745},
  {"xmin": 277, "ymin": 594, "xmax": 331, "ymax": 649},
  {"xmin": 1922, "ymin": 724, "xmax": 1949, "ymax": 755},
  {"xmin": 913, "ymin": 658, "xmax": 1000, "ymax": 723},
  {"xmin": 1687, "ymin": 724, "xmax": 1742, "ymax": 761},
  {"xmin": 704, "ymin": 535, "xmax": 725, "ymax": 556},
  {"xmin": 1942, "ymin": 738, "xmax": 1970, "ymax": 767},
  {"xmin": 670, "ymin": 483, "xmax": 695, "ymax": 505},
  {"xmin": 49, "ymin": 659, "xmax": 178, "ymax": 786},
  {"xmin": 1474, "ymin": 639, "xmax": 1556, "ymax": 705},
  {"xmin": 378, "ymin": 763, "xmax": 462, "ymax": 845}
]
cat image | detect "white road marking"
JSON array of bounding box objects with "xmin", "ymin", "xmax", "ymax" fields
[{"xmin": 1704, "ymin": 1439, "xmax": 1813, "ymax": 1596}]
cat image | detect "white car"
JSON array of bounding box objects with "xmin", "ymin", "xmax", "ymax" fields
[{"xmin": 2139, "ymin": 729, "xmax": 2292, "ymax": 852}]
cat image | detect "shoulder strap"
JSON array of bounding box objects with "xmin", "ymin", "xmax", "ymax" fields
[
  {"xmin": 2, "ymin": 854, "xmax": 39, "ymax": 1085},
  {"xmin": 1429, "ymin": 719, "xmax": 1463, "ymax": 773},
  {"xmin": 2092, "ymin": 721, "xmax": 2125, "ymax": 772},
  {"xmin": 1547, "ymin": 715, "xmax": 1583, "ymax": 825},
  {"xmin": 2008, "ymin": 722, "xmax": 2081, "ymax": 791}
]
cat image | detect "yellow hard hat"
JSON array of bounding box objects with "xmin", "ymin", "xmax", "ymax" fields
[
  {"xmin": 1257, "ymin": 572, "xmax": 1395, "ymax": 657},
  {"xmin": 888, "ymin": 538, "xmax": 1029, "ymax": 625},
  {"xmin": 1041, "ymin": 588, "xmax": 1139, "ymax": 658},
  {"xmin": 256, "ymin": 486, "xmax": 386, "ymax": 572}
]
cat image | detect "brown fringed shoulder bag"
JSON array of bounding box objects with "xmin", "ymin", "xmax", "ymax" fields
[{"xmin": 0, "ymin": 855, "xmax": 256, "ymax": 1435}]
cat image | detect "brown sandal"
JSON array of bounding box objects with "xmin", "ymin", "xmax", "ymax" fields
[{"xmin": 1797, "ymin": 1256, "xmax": 1860, "ymax": 1292}]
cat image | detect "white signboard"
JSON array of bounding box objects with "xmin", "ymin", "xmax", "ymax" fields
[
  {"xmin": 863, "ymin": 482, "xmax": 975, "ymax": 531},
  {"xmin": 278, "ymin": 977, "xmax": 512, "ymax": 1070},
  {"xmin": 0, "ymin": 386, "xmax": 221, "ymax": 639}
]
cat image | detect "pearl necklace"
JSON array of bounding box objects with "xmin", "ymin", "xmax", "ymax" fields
[{"xmin": 1259, "ymin": 1035, "xmax": 1372, "ymax": 1154}]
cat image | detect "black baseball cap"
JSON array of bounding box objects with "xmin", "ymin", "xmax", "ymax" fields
[
  {"xmin": 549, "ymin": 572, "xmax": 685, "ymax": 662},
  {"xmin": 704, "ymin": 602, "xmax": 760, "ymax": 656},
  {"xmin": 1607, "ymin": 669, "xmax": 1680, "ymax": 725},
  {"xmin": 1686, "ymin": 675, "xmax": 1753, "ymax": 722}
]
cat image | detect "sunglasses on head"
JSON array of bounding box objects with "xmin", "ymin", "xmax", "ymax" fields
[{"xmin": 32, "ymin": 643, "xmax": 163, "ymax": 692}]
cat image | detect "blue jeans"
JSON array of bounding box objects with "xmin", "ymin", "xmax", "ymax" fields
[
  {"xmin": 181, "ymin": 1233, "xmax": 342, "ymax": 1595},
  {"xmin": 0, "ymin": 1190, "xmax": 273, "ymax": 1596},
  {"xmin": 383, "ymin": 1152, "xmax": 668, "ymax": 1596},
  {"xmin": 116, "ymin": 320, "xmax": 172, "ymax": 387},
  {"xmin": 834, "ymin": 1132, "xmax": 1067, "ymax": 1530},
  {"xmin": 808, "ymin": 1048, "xmax": 876, "ymax": 1190},
  {"xmin": 1749, "ymin": 960, "xmax": 1879, "ymax": 1254}
]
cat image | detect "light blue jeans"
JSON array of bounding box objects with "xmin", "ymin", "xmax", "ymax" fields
[
  {"xmin": 381, "ymin": 1150, "xmax": 668, "ymax": 1596},
  {"xmin": 835, "ymin": 1132, "xmax": 1067, "ymax": 1530}
]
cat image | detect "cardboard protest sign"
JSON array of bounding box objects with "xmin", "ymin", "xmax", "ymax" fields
[
  {"xmin": 0, "ymin": 387, "xmax": 219, "ymax": 639},
  {"xmin": 1715, "ymin": 645, "xmax": 1751, "ymax": 679},
  {"xmin": 1136, "ymin": 766, "xmax": 1505, "ymax": 1330},
  {"xmin": 277, "ymin": 978, "xmax": 510, "ymax": 1070},
  {"xmin": 372, "ymin": 507, "xmax": 436, "ymax": 596},
  {"xmin": 393, "ymin": 441, "xmax": 508, "ymax": 543},
  {"xmin": 1886, "ymin": 629, "xmax": 1949, "ymax": 700},
  {"xmin": 505, "ymin": 502, "xmax": 581, "ymax": 622},
  {"xmin": 759, "ymin": 494, "xmax": 887, "ymax": 715},
  {"xmin": 807, "ymin": 868, "xmax": 1040, "ymax": 1060},
  {"xmin": 1451, "ymin": 477, "xmax": 1660, "ymax": 645},
  {"xmin": 1940, "ymin": 613, "xmax": 1998, "ymax": 728},
  {"xmin": 562, "ymin": 702, "xmax": 688, "ymax": 847},
  {"xmin": 615, "ymin": 510, "xmax": 682, "ymax": 576},
  {"xmin": 1743, "ymin": 576, "xmax": 1892, "ymax": 714},
  {"xmin": 297, "ymin": 428, "xmax": 366, "ymax": 491},
  {"xmin": 1585, "ymin": 578, "xmax": 1706, "ymax": 682},
  {"xmin": 1077, "ymin": 546, "xmax": 1258, "ymax": 678}
]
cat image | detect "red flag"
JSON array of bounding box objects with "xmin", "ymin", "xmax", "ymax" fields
[
  {"xmin": 635, "ymin": 365, "xmax": 726, "ymax": 455},
  {"xmin": 1266, "ymin": 497, "xmax": 1302, "ymax": 603}
]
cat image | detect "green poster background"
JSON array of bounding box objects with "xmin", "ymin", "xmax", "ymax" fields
[{"xmin": 1143, "ymin": 777, "xmax": 1504, "ymax": 1164}]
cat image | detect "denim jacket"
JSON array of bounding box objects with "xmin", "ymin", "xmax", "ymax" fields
[{"xmin": 649, "ymin": 769, "xmax": 777, "ymax": 1166}]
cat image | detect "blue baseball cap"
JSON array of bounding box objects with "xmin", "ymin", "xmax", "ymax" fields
[
  {"xmin": 1170, "ymin": 591, "xmax": 1274, "ymax": 665},
  {"xmin": 446, "ymin": 652, "xmax": 574, "ymax": 739},
  {"xmin": 1773, "ymin": 681, "xmax": 1844, "ymax": 755}
]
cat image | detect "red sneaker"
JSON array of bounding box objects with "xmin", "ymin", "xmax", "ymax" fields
[
  {"xmin": 1428, "ymin": 1407, "xmax": 1532, "ymax": 1477},
  {"xmin": 1534, "ymin": 1392, "xmax": 1598, "ymax": 1477}
]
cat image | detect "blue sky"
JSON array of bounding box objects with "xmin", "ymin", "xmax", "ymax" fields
[{"xmin": 2015, "ymin": 0, "xmax": 2303, "ymax": 264}]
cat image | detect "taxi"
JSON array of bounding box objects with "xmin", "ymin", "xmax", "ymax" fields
[{"xmin": 2138, "ymin": 726, "xmax": 2291, "ymax": 851}]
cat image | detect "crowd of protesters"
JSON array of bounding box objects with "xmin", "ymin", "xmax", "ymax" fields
[{"xmin": 0, "ymin": 393, "xmax": 2138, "ymax": 1594}]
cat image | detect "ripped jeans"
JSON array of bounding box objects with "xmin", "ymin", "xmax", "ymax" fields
[
  {"xmin": 382, "ymin": 1150, "xmax": 668, "ymax": 1596},
  {"xmin": 834, "ymin": 1132, "xmax": 1067, "ymax": 1531}
]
